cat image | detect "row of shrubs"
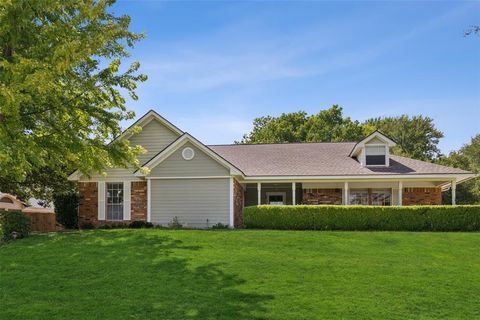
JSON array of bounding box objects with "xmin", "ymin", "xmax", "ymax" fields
[
  {"xmin": 80, "ymin": 218, "xmax": 230, "ymax": 230},
  {"xmin": 0, "ymin": 211, "xmax": 32, "ymax": 242},
  {"xmin": 243, "ymin": 205, "xmax": 480, "ymax": 231}
]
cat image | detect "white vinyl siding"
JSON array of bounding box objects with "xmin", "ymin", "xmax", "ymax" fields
[
  {"xmin": 79, "ymin": 119, "xmax": 180, "ymax": 181},
  {"xmin": 148, "ymin": 142, "xmax": 229, "ymax": 177},
  {"xmin": 150, "ymin": 178, "xmax": 230, "ymax": 228},
  {"xmin": 129, "ymin": 119, "xmax": 180, "ymax": 165}
]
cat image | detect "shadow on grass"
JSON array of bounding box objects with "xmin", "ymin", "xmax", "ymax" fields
[{"xmin": 1, "ymin": 230, "xmax": 273, "ymax": 319}]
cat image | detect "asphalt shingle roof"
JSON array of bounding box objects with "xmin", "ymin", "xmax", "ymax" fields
[{"xmin": 208, "ymin": 142, "xmax": 471, "ymax": 177}]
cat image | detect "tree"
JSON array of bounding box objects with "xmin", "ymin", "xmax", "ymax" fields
[
  {"xmin": 0, "ymin": 0, "xmax": 147, "ymax": 200},
  {"xmin": 238, "ymin": 106, "xmax": 366, "ymax": 144},
  {"xmin": 438, "ymin": 135, "xmax": 480, "ymax": 204},
  {"xmin": 363, "ymin": 115, "xmax": 444, "ymax": 161}
]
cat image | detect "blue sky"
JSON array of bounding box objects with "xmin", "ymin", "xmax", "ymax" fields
[{"xmin": 113, "ymin": 0, "xmax": 479, "ymax": 153}]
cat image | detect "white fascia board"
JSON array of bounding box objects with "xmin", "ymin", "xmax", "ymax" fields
[
  {"xmin": 68, "ymin": 110, "xmax": 184, "ymax": 181},
  {"xmin": 68, "ymin": 171, "xmax": 81, "ymax": 181},
  {"xmin": 244, "ymin": 173, "xmax": 477, "ymax": 183},
  {"xmin": 135, "ymin": 133, "xmax": 244, "ymax": 178},
  {"xmin": 350, "ymin": 131, "xmax": 397, "ymax": 157}
]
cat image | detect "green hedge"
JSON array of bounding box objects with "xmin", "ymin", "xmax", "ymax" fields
[
  {"xmin": 0, "ymin": 211, "xmax": 32, "ymax": 241},
  {"xmin": 243, "ymin": 205, "xmax": 480, "ymax": 231}
]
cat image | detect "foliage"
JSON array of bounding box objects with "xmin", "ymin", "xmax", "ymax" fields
[
  {"xmin": 0, "ymin": 0, "xmax": 147, "ymax": 199},
  {"xmin": 439, "ymin": 134, "xmax": 480, "ymax": 204},
  {"xmin": 364, "ymin": 115, "xmax": 444, "ymax": 161},
  {"xmin": 53, "ymin": 190, "xmax": 79, "ymax": 229},
  {"xmin": 238, "ymin": 106, "xmax": 366, "ymax": 144},
  {"xmin": 465, "ymin": 25, "xmax": 480, "ymax": 37},
  {"xmin": 238, "ymin": 107, "xmax": 444, "ymax": 163},
  {"xmin": 129, "ymin": 220, "xmax": 154, "ymax": 229},
  {"xmin": 168, "ymin": 216, "xmax": 183, "ymax": 229},
  {"xmin": 243, "ymin": 205, "xmax": 480, "ymax": 231},
  {"xmin": 79, "ymin": 222, "xmax": 95, "ymax": 230},
  {"xmin": 211, "ymin": 222, "xmax": 230, "ymax": 229},
  {"xmin": 0, "ymin": 211, "xmax": 31, "ymax": 241},
  {"xmin": 2, "ymin": 230, "xmax": 480, "ymax": 319}
]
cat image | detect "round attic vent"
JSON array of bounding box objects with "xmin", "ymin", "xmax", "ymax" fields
[{"xmin": 182, "ymin": 147, "xmax": 195, "ymax": 160}]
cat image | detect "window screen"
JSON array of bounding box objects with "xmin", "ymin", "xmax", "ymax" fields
[
  {"xmin": 349, "ymin": 189, "xmax": 369, "ymax": 205},
  {"xmin": 371, "ymin": 189, "xmax": 391, "ymax": 206},
  {"xmin": 365, "ymin": 145, "xmax": 386, "ymax": 166},
  {"xmin": 106, "ymin": 182, "xmax": 124, "ymax": 220}
]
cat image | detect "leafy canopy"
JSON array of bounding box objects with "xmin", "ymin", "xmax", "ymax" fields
[
  {"xmin": 239, "ymin": 106, "xmax": 444, "ymax": 162},
  {"xmin": 439, "ymin": 135, "xmax": 480, "ymax": 204},
  {"xmin": 0, "ymin": 0, "xmax": 147, "ymax": 197},
  {"xmin": 238, "ymin": 106, "xmax": 366, "ymax": 144}
]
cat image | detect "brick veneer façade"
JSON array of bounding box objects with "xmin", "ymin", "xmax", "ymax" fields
[
  {"xmin": 301, "ymin": 187, "xmax": 442, "ymax": 205},
  {"xmin": 78, "ymin": 181, "xmax": 147, "ymax": 227}
]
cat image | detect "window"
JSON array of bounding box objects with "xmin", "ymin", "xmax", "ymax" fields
[
  {"xmin": 349, "ymin": 189, "xmax": 369, "ymax": 205},
  {"xmin": 349, "ymin": 188, "xmax": 391, "ymax": 206},
  {"xmin": 182, "ymin": 147, "xmax": 195, "ymax": 160},
  {"xmin": 106, "ymin": 182, "xmax": 124, "ymax": 220},
  {"xmin": 266, "ymin": 192, "xmax": 286, "ymax": 205},
  {"xmin": 365, "ymin": 145, "xmax": 386, "ymax": 166},
  {"xmin": 371, "ymin": 189, "xmax": 391, "ymax": 206}
]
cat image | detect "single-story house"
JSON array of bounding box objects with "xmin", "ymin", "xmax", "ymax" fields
[{"xmin": 68, "ymin": 110, "xmax": 477, "ymax": 228}]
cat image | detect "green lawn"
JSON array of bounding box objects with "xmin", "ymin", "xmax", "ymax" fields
[{"xmin": 1, "ymin": 230, "xmax": 480, "ymax": 319}]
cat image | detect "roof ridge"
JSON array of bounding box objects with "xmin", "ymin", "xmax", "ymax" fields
[{"xmin": 208, "ymin": 141, "xmax": 357, "ymax": 147}]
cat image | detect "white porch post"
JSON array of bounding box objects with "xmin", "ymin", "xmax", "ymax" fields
[
  {"xmin": 398, "ymin": 181, "xmax": 403, "ymax": 206},
  {"xmin": 343, "ymin": 182, "xmax": 349, "ymax": 205},
  {"xmin": 452, "ymin": 180, "xmax": 456, "ymax": 205},
  {"xmin": 292, "ymin": 182, "xmax": 296, "ymax": 205},
  {"xmin": 257, "ymin": 182, "xmax": 262, "ymax": 205}
]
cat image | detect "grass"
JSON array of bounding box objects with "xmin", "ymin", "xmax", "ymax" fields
[{"xmin": 1, "ymin": 230, "xmax": 480, "ymax": 319}]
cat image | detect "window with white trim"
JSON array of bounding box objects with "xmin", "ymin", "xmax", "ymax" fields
[
  {"xmin": 365, "ymin": 145, "xmax": 386, "ymax": 166},
  {"xmin": 266, "ymin": 192, "xmax": 286, "ymax": 205},
  {"xmin": 349, "ymin": 189, "xmax": 369, "ymax": 205},
  {"xmin": 349, "ymin": 188, "xmax": 391, "ymax": 206},
  {"xmin": 371, "ymin": 189, "xmax": 391, "ymax": 206},
  {"xmin": 106, "ymin": 182, "xmax": 124, "ymax": 220}
]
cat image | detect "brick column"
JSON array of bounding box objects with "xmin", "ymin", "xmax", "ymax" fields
[
  {"xmin": 78, "ymin": 182, "xmax": 98, "ymax": 226},
  {"xmin": 131, "ymin": 181, "xmax": 148, "ymax": 221}
]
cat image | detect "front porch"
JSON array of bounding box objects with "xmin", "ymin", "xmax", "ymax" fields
[{"xmin": 242, "ymin": 179, "xmax": 458, "ymax": 206}]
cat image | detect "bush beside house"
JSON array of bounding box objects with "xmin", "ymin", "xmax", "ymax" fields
[
  {"xmin": 243, "ymin": 205, "xmax": 480, "ymax": 231},
  {"xmin": 53, "ymin": 191, "xmax": 79, "ymax": 229},
  {"xmin": 0, "ymin": 211, "xmax": 32, "ymax": 241}
]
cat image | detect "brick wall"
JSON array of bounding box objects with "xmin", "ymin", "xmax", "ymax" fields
[
  {"xmin": 233, "ymin": 179, "xmax": 244, "ymax": 228},
  {"xmin": 302, "ymin": 188, "xmax": 342, "ymax": 205},
  {"xmin": 131, "ymin": 181, "xmax": 147, "ymax": 221},
  {"xmin": 78, "ymin": 182, "xmax": 98, "ymax": 225},
  {"xmin": 403, "ymin": 187, "xmax": 442, "ymax": 205},
  {"xmin": 78, "ymin": 181, "xmax": 148, "ymax": 227}
]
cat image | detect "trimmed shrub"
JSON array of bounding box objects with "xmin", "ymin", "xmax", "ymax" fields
[
  {"xmin": 53, "ymin": 190, "xmax": 79, "ymax": 229},
  {"xmin": 243, "ymin": 205, "xmax": 480, "ymax": 231},
  {"xmin": 129, "ymin": 221, "xmax": 154, "ymax": 229},
  {"xmin": 0, "ymin": 211, "xmax": 32, "ymax": 241}
]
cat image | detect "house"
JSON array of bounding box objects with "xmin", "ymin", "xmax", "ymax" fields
[{"xmin": 68, "ymin": 110, "xmax": 476, "ymax": 228}]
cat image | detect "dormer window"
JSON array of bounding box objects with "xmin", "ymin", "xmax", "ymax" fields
[
  {"xmin": 349, "ymin": 131, "xmax": 397, "ymax": 168},
  {"xmin": 365, "ymin": 145, "xmax": 386, "ymax": 166}
]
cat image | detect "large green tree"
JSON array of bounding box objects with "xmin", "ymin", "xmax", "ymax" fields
[
  {"xmin": 0, "ymin": 0, "xmax": 146, "ymax": 200},
  {"xmin": 238, "ymin": 105, "xmax": 366, "ymax": 144},
  {"xmin": 438, "ymin": 135, "xmax": 480, "ymax": 204},
  {"xmin": 363, "ymin": 115, "xmax": 444, "ymax": 161}
]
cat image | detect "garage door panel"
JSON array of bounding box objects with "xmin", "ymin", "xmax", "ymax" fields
[{"xmin": 150, "ymin": 178, "xmax": 230, "ymax": 228}]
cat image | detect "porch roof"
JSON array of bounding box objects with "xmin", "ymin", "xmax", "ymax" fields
[{"xmin": 208, "ymin": 142, "xmax": 473, "ymax": 178}]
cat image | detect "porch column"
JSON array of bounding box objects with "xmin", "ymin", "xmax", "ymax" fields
[
  {"xmin": 398, "ymin": 181, "xmax": 403, "ymax": 206},
  {"xmin": 292, "ymin": 182, "xmax": 296, "ymax": 205},
  {"xmin": 452, "ymin": 180, "xmax": 456, "ymax": 205},
  {"xmin": 343, "ymin": 182, "xmax": 349, "ymax": 205},
  {"xmin": 257, "ymin": 182, "xmax": 261, "ymax": 205}
]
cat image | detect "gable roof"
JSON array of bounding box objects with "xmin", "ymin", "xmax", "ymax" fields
[
  {"xmin": 349, "ymin": 131, "xmax": 397, "ymax": 157},
  {"xmin": 68, "ymin": 110, "xmax": 183, "ymax": 181},
  {"xmin": 135, "ymin": 133, "xmax": 244, "ymax": 177},
  {"xmin": 209, "ymin": 142, "xmax": 473, "ymax": 179}
]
